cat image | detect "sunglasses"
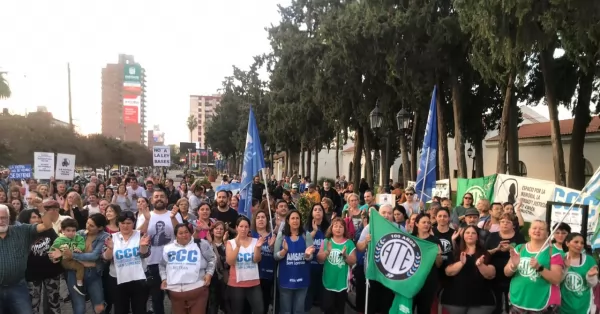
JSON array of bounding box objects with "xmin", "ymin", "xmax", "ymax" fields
[
  {"xmin": 406, "ymin": 193, "xmax": 414, "ymax": 196},
  {"xmin": 464, "ymin": 197, "xmax": 472, "ymax": 200}
]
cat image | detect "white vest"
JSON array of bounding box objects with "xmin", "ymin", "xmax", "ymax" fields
[
  {"xmin": 162, "ymin": 240, "xmax": 205, "ymax": 287},
  {"xmin": 111, "ymin": 231, "xmax": 147, "ymax": 285},
  {"xmin": 229, "ymin": 238, "xmax": 260, "ymax": 283}
]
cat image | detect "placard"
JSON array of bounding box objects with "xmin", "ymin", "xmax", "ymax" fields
[
  {"xmin": 8, "ymin": 164, "xmax": 32, "ymax": 180},
  {"xmin": 34, "ymin": 152, "xmax": 55, "ymax": 180},
  {"xmin": 377, "ymin": 194, "xmax": 396, "ymax": 206},
  {"xmin": 432, "ymin": 179, "xmax": 450, "ymax": 198},
  {"xmin": 552, "ymin": 185, "xmax": 599, "ymax": 234},
  {"xmin": 493, "ymin": 174, "xmax": 555, "ymax": 222},
  {"xmin": 55, "ymin": 153, "xmax": 76, "ymax": 180},
  {"xmin": 153, "ymin": 146, "xmax": 171, "ymax": 167}
]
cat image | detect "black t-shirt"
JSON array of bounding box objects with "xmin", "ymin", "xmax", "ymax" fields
[
  {"xmin": 210, "ymin": 207, "xmax": 240, "ymax": 235},
  {"xmin": 419, "ymin": 235, "xmax": 441, "ymax": 294},
  {"xmin": 26, "ymin": 229, "xmax": 64, "ymax": 282},
  {"xmin": 440, "ymin": 253, "xmax": 495, "ymax": 306},
  {"xmin": 433, "ymin": 227, "xmax": 454, "ymax": 285},
  {"xmin": 484, "ymin": 231, "xmax": 526, "ymax": 287}
]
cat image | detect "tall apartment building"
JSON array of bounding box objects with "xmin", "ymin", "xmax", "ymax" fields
[
  {"xmin": 189, "ymin": 94, "xmax": 221, "ymax": 148},
  {"xmin": 101, "ymin": 54, "xmax": 147, "ymax": 144}
]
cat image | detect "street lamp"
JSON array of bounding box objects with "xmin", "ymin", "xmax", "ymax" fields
[
  {"xmin": 467, "ymin": 146, "xmax": 476, "ymax": 178},
  {"xmin": 370, "ymin": 101, "xmax": 391, "ymax": 191},
  {"xmin": 396, "ymin": 108, "xmax": 411, "ymax": 131},
  {"xmin": 369, "ymin": 102, "xmax": 383, "ymax": 131}
]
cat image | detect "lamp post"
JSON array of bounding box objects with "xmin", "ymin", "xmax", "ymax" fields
[
  {"xmin": 370, "ymin": 102, "xmax": 389, "ymax": 191},
  {"xmin": 467, "ymin": 146, "xmax": 476, "ymax": 178},
  {"xmin": 396, "ymin": 107, "xmax": 411, "ymax": 187}
]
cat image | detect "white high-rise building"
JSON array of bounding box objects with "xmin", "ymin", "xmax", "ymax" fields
[{"xmin": 189, "ymin": 94, "xmax": 221, "ymax": 148}]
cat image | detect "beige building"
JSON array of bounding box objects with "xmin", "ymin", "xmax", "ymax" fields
[{"xmin": 189, "ymin": 94, "xmax": 221, "ymax": 148}]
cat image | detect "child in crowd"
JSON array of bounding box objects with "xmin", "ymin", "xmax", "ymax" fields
[{"xmin": 51, "ymin": 218, "xmax": 86, "ymax": 295}]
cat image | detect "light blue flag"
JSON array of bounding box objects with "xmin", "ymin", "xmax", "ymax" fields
[
  {"xmin": 238, "ymin": 107, "xmax": 266, "ymax": 218},
  {"xmin": 415, "ymin": 86, "xmax": 438, "ymax": 203}
]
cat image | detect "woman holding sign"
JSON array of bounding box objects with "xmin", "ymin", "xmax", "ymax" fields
[{"xmin": 504, "ymin": 220, "xmax": 565, "ymax": 313}]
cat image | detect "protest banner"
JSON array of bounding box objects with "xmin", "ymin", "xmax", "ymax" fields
[
  {"xmin": 432, "ymin": 179, "xmax": 450, "ymax": 198},
  {"xmin": 456, "ymin": 174, "xmax": 497, "ymax": 206},
  {"xmin": 493, "ymin": 174, "xmax": 555, "ymax": 222},
  {"xmin": 552, "ymin": 185, "xmax": 599, "ymax": 234},
  {"xmin": 8, "ymin": 165, "xmax": 32, "ymax": 180},
  {"xmin": 34, "ymin": 152, "xmax": 55, "ymax": 180}
]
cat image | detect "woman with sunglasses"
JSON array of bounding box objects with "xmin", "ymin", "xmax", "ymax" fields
[
  {"xmin": 451, "ymin": 192, "xmax": 475, "ymax": 229},
  {"xmin": 103, "ymin": 207, "xmax": 151, "ymax": 314}
]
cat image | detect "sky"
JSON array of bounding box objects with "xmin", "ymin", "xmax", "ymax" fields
[
  {"xmin": 0, "ymin": 0, "xmax": 287, "ymax": 144},
  {"xmin": 0, "ymin": 0, "xmax": 572, "ymax": 145}
]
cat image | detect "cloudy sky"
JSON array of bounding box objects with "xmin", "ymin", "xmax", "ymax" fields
[{"xmin": 0, "ymin": 0, "xmax": 571, "ymax": 144}]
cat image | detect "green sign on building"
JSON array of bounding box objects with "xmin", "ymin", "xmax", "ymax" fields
[{"xmin": 123, "ymin": 64, "xmax": 142, "ymax": 85}]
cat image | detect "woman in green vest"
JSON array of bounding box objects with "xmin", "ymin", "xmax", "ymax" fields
[
  {"xmin": 504, "ymin": 220, "xmax": 565, "ymax": 313},
  {"xmin": 560, "ymin": 232, "xmax": 598, "ymax": 314},
  {"xmin": 317, "ymin": 217, "xmax": 357, "ymax": 314}
]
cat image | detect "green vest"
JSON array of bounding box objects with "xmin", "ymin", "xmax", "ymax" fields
[
  {"xmin": 322, "ymin": 238, "xmax": 356, "ymax": 292},
  {"xmin": 560, "ymin": 254, "xmax": 597, "ymax": 314},
  {"xmin": 509, "ymin": 244, "xmax": 562, "ymax": 311}
]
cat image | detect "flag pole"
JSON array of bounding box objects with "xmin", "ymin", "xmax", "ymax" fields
[
  {"xmin": 364, "ymin": 279, "xmax": 370, "ymax": 314},
  {"xmin": 535, "ymin": 166, "xmax": 600, "ymax": 258},
  {"xmin": 260, "ymin": 167, "xmax": 276, "ymax": 312}
]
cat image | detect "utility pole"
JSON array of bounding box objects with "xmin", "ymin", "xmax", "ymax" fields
[{"xmin": 67, "ymin": 63, "xmax": 74, "ymax": 131}]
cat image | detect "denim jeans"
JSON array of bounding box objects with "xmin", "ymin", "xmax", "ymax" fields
[
  {"xmin": 0, "ymin": 279, "xmax": 33, "ymax": 314},
  {"xmin": 279, "ymin": 287, "xmax": 308, "ymax": 314},
  {"xmin": 66, "ymin": 268, "xmax": 104, "ymax": 314}
]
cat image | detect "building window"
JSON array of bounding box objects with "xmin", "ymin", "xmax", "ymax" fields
[
  {"xmin": 584, "ymin": 158, "xmax": 594, "ymax": 182},
  {"xmin": 518, "ymin": 161, "xmax": 527, "ymax": 177}
]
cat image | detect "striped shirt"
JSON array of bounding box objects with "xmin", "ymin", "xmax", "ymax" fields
[{"xmin": 0, "ymin": 224, "xmax": 38, "ymax": 285}]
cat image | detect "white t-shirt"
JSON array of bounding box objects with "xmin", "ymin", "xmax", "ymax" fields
[
  {"xmin": 229, "ymin": 238, "xmax": 260, "ymax": 283},
  {"xmin": 136, "ymin": 211, "xmax": 183, "ymax": 265},
  {"xmin": 110, "ymin": 231, "xmax": 147, "ymax": 284},
  {"xmin": 127, "ymin": 186, "xmax": 147, "ymax": 212},
  {"xmin": 84, "ymin": 204, "xmax": 101, "ymax": 215}
]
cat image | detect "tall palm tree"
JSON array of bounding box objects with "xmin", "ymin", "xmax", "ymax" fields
[
  {"xmin": 0, "ymin": 72, "xmax": 11, "ymax": 99},
  {"xmin": 186, "ymin": 114, "xmax": 198, "ymax": 142}
]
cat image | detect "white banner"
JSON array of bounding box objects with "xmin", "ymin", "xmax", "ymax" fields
[
  {"xmin": 493, "ymin": 174, "xmax": 556, "ymax": 222},
  {"xmin": 55, "ymin": 153, "xmax": 76, "ymax": 180},
  {"xmin": 34, "ymin": 152, "xmax": 55, "ymax": 180},
  {"xmin": 153, "ymin": 146, "xmax": 171, "ymax": 167},
  {"xmin": 407, "ymin": 179, "xmax": 449, "ymax": 199},
  {"xmin": 552, "ymin": 185, "xmax": 599, "ymax": 235},
  {"xmin": 377, "ymin": 194, "xmax": 396, "ymax": 206}
]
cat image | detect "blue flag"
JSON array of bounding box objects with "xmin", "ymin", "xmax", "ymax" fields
[
  {"xmin": 415, "ymin": 86, "xmax": 438, "ymax": 203},
  {"xmin": 238, "ymin": 107, "xmax": 266, "ymax": 218}
]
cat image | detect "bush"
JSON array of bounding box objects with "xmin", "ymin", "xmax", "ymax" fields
[{"xmin": 296, "ymin": 196, "xmax": 313, "ymax": 223}]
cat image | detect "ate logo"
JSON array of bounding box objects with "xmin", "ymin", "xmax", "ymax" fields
[
  {"xmin": 374, "ymin": 233, "xmax": 421, "ymax": 280},
  {"xmin": 564, "ymin": 272, "xmax": 585, "ymax": 295},
  {"xmin": 517, "ymin": 257, "xmax": 539, "ymax": 282},
  {"xmin": 327, "ymin": 249, "xmax": 344, "ymax": 267}
]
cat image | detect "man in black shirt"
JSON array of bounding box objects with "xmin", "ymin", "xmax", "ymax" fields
[
  {"xmin": 251, "ymin": 176, "xmax": 266, "ymax": 201},
  {"xmin": 210, "ymin": 190, "xmax": 239, "ymax": 236},
  {"xmin": 320, "ymin": 180, "xmax": 341, "ymax": 213}
]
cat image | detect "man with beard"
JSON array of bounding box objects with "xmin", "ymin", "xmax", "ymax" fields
[
  {"xmin": 135, "ymin": 189, "xmax": 182, "ymax": 314},
  {"xmin": 210, "ymin": 190, "xmax": 239, "ymax": 235},
  {"xmin": 319, "ymin": 180, "xmax": 341, "ymax": 213},
  {"xmin": 0, "ymin": 203, "xmax": 59, "ymax": 313}
]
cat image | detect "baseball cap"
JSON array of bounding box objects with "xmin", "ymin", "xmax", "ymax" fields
[{"xmin": 292, "ymin": 183, "xmax": 298, "ymax": 189}]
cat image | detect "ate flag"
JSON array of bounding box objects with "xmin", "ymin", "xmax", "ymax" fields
[{"xmin": 455, "ymin": 174, "xmax": 497, "ymax": 206}]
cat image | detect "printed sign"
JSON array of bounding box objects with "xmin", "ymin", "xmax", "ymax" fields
[
  {"xmin": 8, "ymin": 164, "xmax": 32, "ymax": 180},
  {"xmin": 153, "ymin": 146, "xmax": 171, "ymax": 167},
  {"xmin": 55, "ymin": 153, "xmax": 76, "ymax": 180},
  {"xmin": 552, "ymin": 185, "xmax": 599, "ymax": 235},
  {"xmin": 34, "ymin": 152, "xmax": 55, "ymax": 180},
  {"xmin": 432, "ymin": 179, "xmax": 450, "ymax": 198},
  {"xmin": 377, "ymin": 194, "xmax": 396, "ymax": 206},
  {"xmin": 493, "ymin": 174, "xmax": 555, "ymax": 222}
]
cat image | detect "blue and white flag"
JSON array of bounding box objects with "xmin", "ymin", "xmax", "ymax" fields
[
  {"xmin": 415, "ymin": 86, "xmax": 438, "ymax": 203},
  {"xmin": 238, "ymin": 107, "xmax": 266, "ymax": 218}
]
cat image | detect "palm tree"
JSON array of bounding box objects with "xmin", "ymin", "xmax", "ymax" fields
[
  {"xmin": 0, "ymin": 72, "xmax": 11, "ymax": 99},
  {"xmin": 186, "ymin": 115, "xmax": 198, "ymax": 142}
]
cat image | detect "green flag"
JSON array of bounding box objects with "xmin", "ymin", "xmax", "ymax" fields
[
  {"xmin": 455, "ymin": 174, "xmax": 497, "ymax": 206},
  {"xmin": 366, "ymin": 210, "xmax": 439, "ymax": 314}
]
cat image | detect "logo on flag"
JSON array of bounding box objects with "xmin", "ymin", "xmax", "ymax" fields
[{"xmin": 374, "ymin": 233, "xmax": 422, "ymax": 280}]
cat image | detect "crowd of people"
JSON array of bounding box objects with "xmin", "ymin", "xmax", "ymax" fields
[{"xmin": 0, "ymin": 169, "xmax": 599, "ymax": 314}]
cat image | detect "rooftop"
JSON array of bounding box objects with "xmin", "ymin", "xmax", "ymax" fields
[{"xmin": 487, "ymin": 116, "xmax": 600, "ymax": 141}]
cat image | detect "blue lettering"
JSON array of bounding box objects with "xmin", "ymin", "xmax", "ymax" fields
[
  {"xmin": 237, "ymin": 253, "xmax": 254, "ymax": 262},
  {"xmin": 167, "ymin": 250, "xmax": 199, "ymax": 263},
  {"xmin": 115, "ymin": 247, "xmax": 140, "ymax": 260},
  {"xmin": 554, "ymin": 188, "xmax": 598, "ymax": 217}
]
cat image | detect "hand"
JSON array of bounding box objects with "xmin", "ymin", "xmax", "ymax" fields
[
  {"xmin": 140, "ymin": 206, "xmax": 150, "ymax": 220},
  {"xmin": 105, "ymin": 237, "xmax": 114, "ymax": 250},
  {"xmin": 63, "ymin": 248, "xmax": 73, "ymax": 259},
  {"xmin": 256, "ymin": 236, "xmax": 266, "ymax": 247},
  {"xmin": 48, "ymin": 248, "xmax": 63, "ymax": 259},
  {"xmin": 475, "ymin": 255, "xmax": 485, "ymax": 267},
  {"xmin": 312, "ymin": 219, "xmax": 318, "ymax": 231},
  {"xmin": 509, "ymin": 247, "xmax": 520, "ymax": 268},
  {"xmin": 458, "ymin": 215, "xmax": 465, "ymax": 221},
  {"xmin": 203, "ymin": 274, "xmax": 212, "ymax": 286},
  {"xmin": 515, "ymin": 201, "xmax": 521, "ymax": 212},
  {"xmin": 223, "ymin": 231, "xmax": 229, "ymax": 242},
  {"xmin": 198, "ymin": 220, "xmax": 210, "ymax": 230},
  {"xmin": 160, "ymin": 280, "xmax": 167, "ymax": 290},
  {"xmin": 341, "ymin": 245, "xmax": 347, "ymax": 256},
  {"xmin": 206, "ymin": 231, "xmax": 213, "ymax": 243},
  {"xmin": 327, "ymin": 239, "xmax": 333, "ymax": 252},
  {"xmin": 498, "ymin": 241, "xmax": 510, "ymax": 252},
  {"xmin": 365, "ymin": 234, "xmax": 371, "ymax": 242},
  {"xmin": 140, "ymin": 234, "xmax": 150, "ymax": 246},
  {"xmin": 459, "ymin": 251, "xmax": 467, "ymax": 264},
  {"xmin": 235, "ymin": 237, "xmax": 241, "ymax": 248},
  {"xmin": 170, "ymin": 205, "xmax": 179, "ymax": 218},
  {"xmin": 282, "ymin": 238, "xmax": 288, "ymax": 251},
  {"xmin": 305, "ymin": 245, "xmax": 315, "ymax": 256},
  {"xmin": 452, "ymin": 228, "xmax": 462, "ymax": 242},
  {"xmin": 438, "ymin": 245, "xmax": 442, "ymax": 255},
  {"xmin": 331, "ymin": 212, "xmax": 337, "ymax": 219},
  {"xmin": 587, "ymin": 267, "xmax": 598, "ymax": 277},
  {"xmin": 268, "ymin": 233, "xmax": 276, "ymax": 246},
  {"xmin": 529, "ymin": 258, "xmax": 540, "ymax": 270},
  {"xmin": 73, "ymin": 248, "xmax": 82, "ymax": 253}
]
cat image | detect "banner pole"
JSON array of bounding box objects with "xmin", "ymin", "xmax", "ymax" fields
[
  {"xmin": 261, "ymin": 168, "xmax": 274, "ymax": 232},
  {"xmin": 535, "ymin": 166, "xmax": 600, "ymax": 258}
]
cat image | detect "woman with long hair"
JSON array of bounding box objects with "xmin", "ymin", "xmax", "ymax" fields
[
  {"xmin": 274, "ymin": 210, "xmax": 315, "ymax": 314},
  {"xmin": 104, "ymin": 187, "xmax": 114, "ymax": 203},
  {"xmin": 61, "ymin": 191, "xmax": 87, "ymax": 230},
  {"xmin": 433, "ymin": 207, "xmax": 455, "ymax": 311},
  {"xmin": 179, "ymin": 182, "xmax": 190, "ymax": 199},
  {"xmin": 406, "ymin": 213, "xmax": 418, "ymax": 234},
  {"xmin": 504, "ymin": 220, "xmax": 564, "ymax": 313},
  {"xmin": 452, "ymin": 192, "xmax": 475, "ymax": 228},
  {"xmin": 96, "ymin": 183, "xmax": 106, "ymax": 199},
  {"xmin": 503, "ymin": 202, "xmax": 525, "ymax": 230},
  {"xmin": 11, "ymin": 198, "xmax": 23, "ymax": 213},
  {"xmin": 159, "ymin": 222, "xmax": 215, "ymax": 314},
  {"xmin": 103, "ymin": 209, "xmax": 151, "ymax": 314},
  {"xmin": 8, "ymin": 185, "xmax": 23, "ymax": 202},
  {"xmin": 317, "ymin": 217, "xmax": 357, "ymax": 314},
  {"xmin": 485, "ymin": 213, "xmax": 526, "ymax": 314},
  {"xmin": 305, "ymin": 203, "xmax": 330, "ymax": 311},
  {"xmin": 552, "ymin": 223, "xmax": 571, "ymax": 253},
  {"xmin": 251, "ymin": 210, "xmax": 276, "ymax": 314},
  {"xmin": 560, "ymin": 232, "xmax": 598, "ymax": 314},
  {"xmin": 195, "ymin": 202, "xmax": 214, "ymax": 242},
  {"xmin": 104, "ymin": 204, "xmax": 121, "ymax": 234},
  {"xmin": 207, "ymin": 221, "xmax": 230, "ymax": 314},
  {"xmin": 36, "ymin": 184, "xmax": 52, "ymax": 201},
  {"xmin": 412, "ymin": 213, "xmax": 443, "ymax": 314},
  {"xmin": 101, "ymin": 203, "xmax": 122, "ymax": 313},
  {"xmin": 230, "ymin": 194, "xmax": 239, "ymax": 211},
  {"xmin": 19, "ymin": 208, "xmax": 63, "ymax": 314},
  {"xmin": 442, "ymin": 225, "xmax": 496, "ymax": 314},
  {"xmin": 226, "ymin": 216, "xmax": 265, "ymax": 314},
  {"xmin": 393, "ymin": 205, "xmax": 407, "ymax": 228},
  {"xmin": 112, "ymin": 184, "xmax": 131, "ymax": 211},
  {"xmin": 320, "ymin": 197, "xmax": 335, "ymax": 221}
]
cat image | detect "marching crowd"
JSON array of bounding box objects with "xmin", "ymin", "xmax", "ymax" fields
[{"xmin": 0, "ymin": 170, "xmax": 599, "ymax": 314}]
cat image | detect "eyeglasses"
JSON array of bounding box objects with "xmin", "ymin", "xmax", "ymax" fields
[{"xmin": 405, "ymin": 193, "xmax": 413, "ymax": 196}]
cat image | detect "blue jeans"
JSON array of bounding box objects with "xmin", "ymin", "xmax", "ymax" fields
[
  {"xmin": 279, "ymin": 287, "xmax": 308, "ymax": 314},
  {"xmin": 66, "ymin": 268, "xmax": 105, "ymax": 314},
  {"xmin": 0, "ymin": 279, "xmax": 33, "ymax": 314}
]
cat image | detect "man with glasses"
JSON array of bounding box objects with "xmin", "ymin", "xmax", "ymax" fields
[
  {"xmin": 0, "ymin": 203, "xmax": 59, "ymax": 314},
  {"xmin": 400, "ymin": 186, "xmax": 420, "ymax": 216}
]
